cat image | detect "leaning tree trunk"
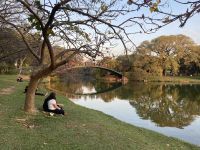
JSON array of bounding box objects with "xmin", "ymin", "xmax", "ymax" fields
[
  {"xmin": 24, "ymin": 75, "xmax": 40, "ymax": 113},
  {"xmin": 24, "ymin": 66, "xmax": 53, "ymax": 113}
]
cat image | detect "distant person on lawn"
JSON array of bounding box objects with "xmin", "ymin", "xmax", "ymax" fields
[
  {"xmin": 43, "ymin": 92, "xmax": 65, "ymax": 115},
  {"xmin": 17, "ymin": 76, "xmax": 23, "ymax": 82},
  {"xmin": 24, "ymin": 86, "xmax": 45, "ymax": 96}
]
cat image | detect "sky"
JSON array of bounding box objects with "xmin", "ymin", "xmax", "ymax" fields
[
  {"xmin": 111, "ymin": 1, "xmax": 200, "ymax": 56},
  {"xmin": 133, "ymin": 15, "xmax": 200, "ymax": 46},
  {"xmin": 112, "ymin": 14, "xmax": 200, "ymax": 56},
  {"xmin": 41, "ymin": 0, "xmax": 200, "ymax": 56}
]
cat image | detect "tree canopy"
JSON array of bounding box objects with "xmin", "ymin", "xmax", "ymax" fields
[{"xmin": 130, "ymin": 35, "xmax": 200, "ymax": 77}]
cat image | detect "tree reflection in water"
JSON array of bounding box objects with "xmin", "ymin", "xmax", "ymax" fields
[
  {"xmin": 117, "ymin": 83, "xmax": 200, "ymax": 128},
  {"xmin": 46, "ymin": 76, "xmax": 200, "ymax": 128}
]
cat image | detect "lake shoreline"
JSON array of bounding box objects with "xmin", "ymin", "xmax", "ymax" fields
[
  {"xmin": 126, "ymin": 74, "xmax": 200, "ymax": 83},
  {"xmin": 42, "ymin": 72, "xmax": 200, "ymax": 84}
]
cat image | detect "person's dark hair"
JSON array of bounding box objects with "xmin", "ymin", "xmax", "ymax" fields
[{"xmin": 47, "ymin": 92, "xmax": 56, "ymax": 100}]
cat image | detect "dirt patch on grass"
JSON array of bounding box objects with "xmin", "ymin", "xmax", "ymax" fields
[
  {"xmin": 0, "ymin": 86, "xmax": 15, "ymax": 95},
  {"xmin": 19, "ymin": 75, "xmax": 30, "ymax": 81}
]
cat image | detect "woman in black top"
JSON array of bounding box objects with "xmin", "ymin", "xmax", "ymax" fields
[{"xmin": 43, "ymin": 92, "xmax": 65, "ymax": 115}]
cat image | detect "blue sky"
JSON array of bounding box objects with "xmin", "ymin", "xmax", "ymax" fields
[
  {"xmin": 47, "ymin": 0, "xmax": 200, "ymax": 45},
  {"xmin": 112, "ymin": 1, "xmax": 200, "ymax": 55},
  {"xmin": 133, "ymin": 14, "xmax": 200, "ymax": 46},
  {"xmin": 113, "ymin": 17, "xmax": 200, "ymax": 56},
  {"xmin": 42, "ymin": 0, "xmax": 200, "ymax": 55}
]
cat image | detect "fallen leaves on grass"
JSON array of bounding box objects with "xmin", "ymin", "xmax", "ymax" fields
[{"xmin": 15, "ymin": 118, "xmax": 39, "ymax": 129}]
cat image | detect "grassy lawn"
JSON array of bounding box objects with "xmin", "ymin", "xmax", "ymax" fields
[{"xmin": 0, "ymin": 75, "xmax": 199, "ymax": 150}]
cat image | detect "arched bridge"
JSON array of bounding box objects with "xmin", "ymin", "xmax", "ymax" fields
[{"xmin": 67, "ymin": 66, "xmax": 123, "ymax": 78}]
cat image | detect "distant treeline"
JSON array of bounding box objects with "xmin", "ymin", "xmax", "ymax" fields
[
  {"xmin": 97, "ymin": 35, "xmax": 200, "ymax": 80},
  {"xmin": 1, "ymin": 32, "xmax": 200, "ymax": 80}
]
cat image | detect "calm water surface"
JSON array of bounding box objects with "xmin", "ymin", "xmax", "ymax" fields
[{"xmin": 47, "ymin": 77, "xmax": 200, "ymax": 146}]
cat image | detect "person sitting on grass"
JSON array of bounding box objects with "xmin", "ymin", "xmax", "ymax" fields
[
  {"xmin": 24, "ymin": 86, "xmax": 45, "ymax": 96},
  {"xmin": 43, "ymin": 92, "xmax": 65, "ymax": 115},
  {"xmin": 17, "ymin": 76, "xmax": 23, "ymax": 82}
]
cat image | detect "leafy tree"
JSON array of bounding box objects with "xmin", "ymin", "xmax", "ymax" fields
[
  {"xmin": 100, "ymin": 57, "xmax": 118, "ymax": 70},
  {"xmin": 134, "ymin": 35, "xmax": 198, "ymax": 76},
  {"xmin": 116, "ymin": 55, "xmax": 132, "ymax": 72},
  {"xmin": 0, "ymin": 28, "xmax": 36, "ymax": 74},
  {"xmin": 0, "ymin": 0, "xmax": 199, "ymax": 113},
  {"xmin": 131, "ymin": 43, "xmax": 162, "ymax": 76}
]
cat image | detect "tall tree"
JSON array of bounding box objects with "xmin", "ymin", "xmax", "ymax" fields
[
  {"xmin": 135, "ymin": 35, "xmax": 197, "ymax": 76},
  {"xmin": 0, "ymin": 0, "xmax": 199, "ymax": 113},
  {"xmin": 0, "ymin": 28, "xmax": 36, "ymax": 73}
]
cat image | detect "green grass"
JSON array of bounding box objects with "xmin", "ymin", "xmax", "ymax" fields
[{"xmin": 0, "ymin": 75, "xmax": 200, "ymax": 150}]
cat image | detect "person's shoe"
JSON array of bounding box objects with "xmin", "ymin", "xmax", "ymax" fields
[
  {"xmin": 49, "ymin": 112, "xmax": 54, "ymax": 116},
  {"xmin": 45, "ymin": 92, "xmax": 48, "ymax": 96}
]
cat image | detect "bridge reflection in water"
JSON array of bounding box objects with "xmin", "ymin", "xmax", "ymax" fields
[{"xmin": 46, "ymin": 79, "xmax": 122, "ymax": 96}]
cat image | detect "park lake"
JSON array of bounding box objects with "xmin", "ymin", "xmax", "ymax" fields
[{"xmin": 46, "ymin": 75, "xmax": 200, "ymax": 146}]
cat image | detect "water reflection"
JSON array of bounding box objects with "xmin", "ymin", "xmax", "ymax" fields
[
  {"xmin": 45, "ymin": 78, "xmax": 200, "ymax": 146},
  {"xmin": 47, "ymin": 76, "xmax": 122, "ymax": 96},
  {"xmin": 47, "ymin": 79, "xmax": 200, "ymax": 128},
  {"xmin": 116, "ymin": 83, "xmax": 200, "ymax": 128}
]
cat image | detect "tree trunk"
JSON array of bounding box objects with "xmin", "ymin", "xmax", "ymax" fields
[
  {"xmin": 24, "ymin": 66, "xmax": 53, "ymax": 113},
  {"xmin": 19, "ymin": 57, "xmax": 26, "ymax": 75},
  {"xmin": 24, "ymin": 76, "xmax": 40, "ymax": 113},
  {"xmin": 162, "ymin": 69, "xmax": 166, "ymax": 76}
]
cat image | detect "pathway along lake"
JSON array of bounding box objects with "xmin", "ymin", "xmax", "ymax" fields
[{"xmin": 47, "ymin": 76, "xmax": 200, "ymax": 146}]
